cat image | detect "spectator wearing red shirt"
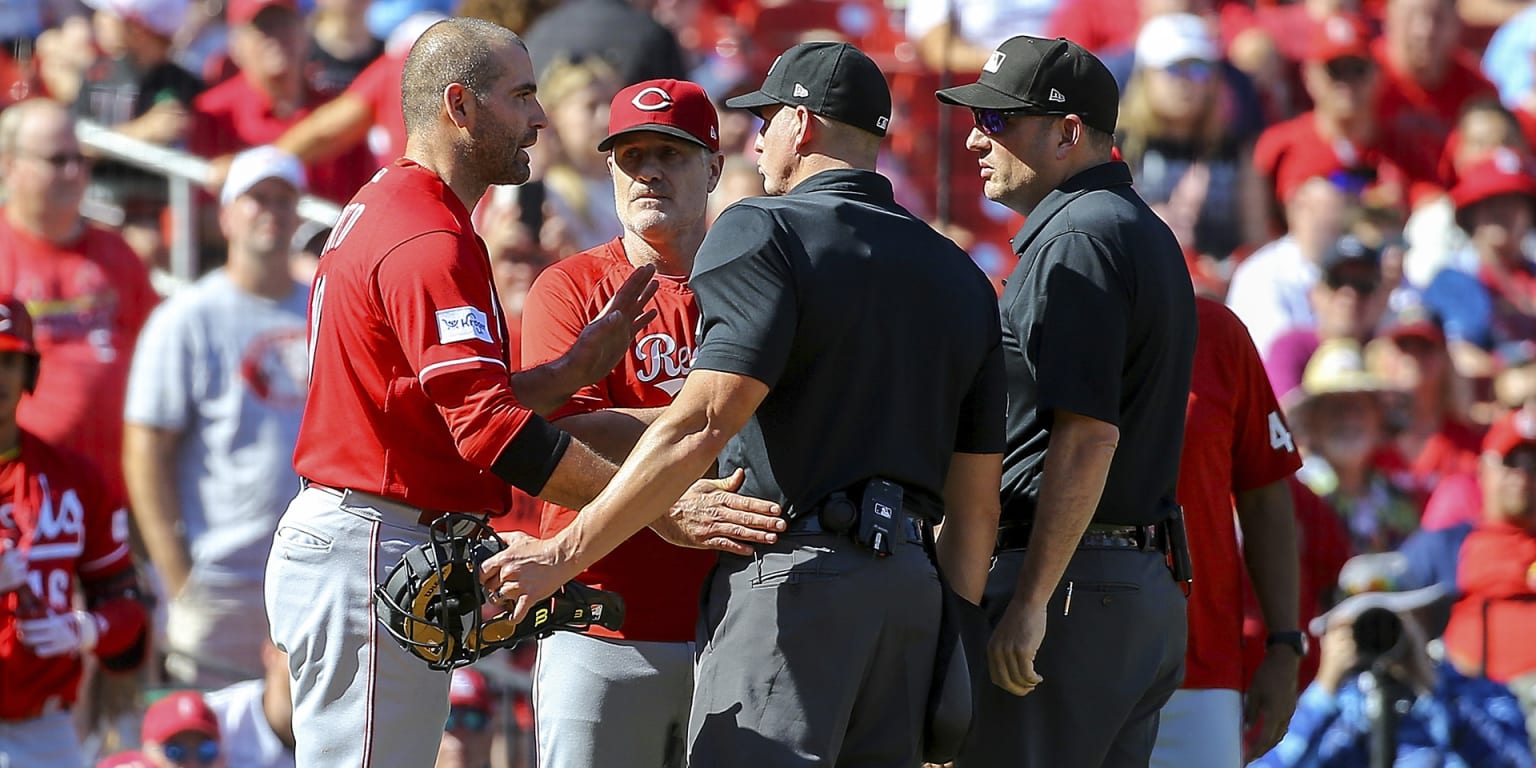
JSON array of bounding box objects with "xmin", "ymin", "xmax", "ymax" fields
[
  {"xmin": 189, "ymin": 0, "xmax": 373, "ymax": 204},
  {"xmin": 1151, "ymin": 298, "xmax": 1304, "ymax": 767},
  {"xmin": 1252, "ymin": 14, "xmax": 1428, "ymax": 229},
  {"xmin": 0, "ymin": 98, "xmax": 158, "ymax": 499},
  {"xmin": 1442, "ymin": 408, "xmax": 1536, "ymax": 744},
  {"xmin": 1372, "ymin": 0, "xmax": 1496, "ymax": 179},
  {"xmin": 1449, "ymin": 149, "xmax": 1536, "ymax": 348},
  {"xmin": 1368, "ymin": 309, "xmax": 1484, "ymax": 495}
]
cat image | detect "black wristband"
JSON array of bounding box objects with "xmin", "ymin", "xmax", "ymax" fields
[{"xmin": 491, "ymin": 416, "xmax": 572, "ymax": 496}]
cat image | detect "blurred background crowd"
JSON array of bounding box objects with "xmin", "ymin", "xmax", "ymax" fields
[{"xmin": 4, "ymin": 0, "xmax": 1536, "ymax": 765}]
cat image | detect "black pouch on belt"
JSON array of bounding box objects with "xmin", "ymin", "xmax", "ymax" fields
[
  {"xmin": 1166, "ymin": 504, "xmax": 1194, "ymax": 585},
  {"xmin": 857, "ymin": 478, "xmax": 902, "ymax": 556}
]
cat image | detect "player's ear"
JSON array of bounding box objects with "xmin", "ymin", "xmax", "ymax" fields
[
  {"xmin": 444, "ymin": 83, "xmax": 473, "ymax": 130},
  {"xmin": 706, "ymin": 152, "xmax": 724, "ymax": 193}
]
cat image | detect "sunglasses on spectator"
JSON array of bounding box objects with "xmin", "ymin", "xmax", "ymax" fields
[
  {"xmin": 972, "ymin": 106, "xmax": 1070, "ymax": 137},
  {"xmin": 162, "ymin": 739, "xmax": 220, "ymax": 764},
  {"xmin": 446, "ymin": 706, "xmax": 490, "ymax": 733},
  {"xmin": 1163, "ymin": 60, "xmax": 1214, "ymax": 82},
  {"xmin": 1324, "ymin": 273, "xmax": 1380, "ymax": 295},
  {"xmin": 1324, "ymin": 57, "xmax": 1373, "ymax": 83}
]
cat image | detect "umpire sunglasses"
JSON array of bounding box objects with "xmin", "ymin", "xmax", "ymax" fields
[
  {"xmin": 162, "ymin": 739, "xmax": 220, "ymax": 764},
  {"xmin": 971, "ymin": 107, "xmax": 1059, "ymax": 137}
]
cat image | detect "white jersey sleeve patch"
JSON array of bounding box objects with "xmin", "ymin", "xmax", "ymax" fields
[{"xmin": 435, "ymin": 306, "xmax": 494, "ymax": 345}]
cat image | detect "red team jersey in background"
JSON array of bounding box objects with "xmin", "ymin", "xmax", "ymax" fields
[
  {"xmin": 1, "ymin": 431, "xmax": 135, "ymax": 718},
  {"xmin": 521, "ymin": 239, "xmax": 715, "ymax": 643},
  {"xmin": 345, "ymin": 54, "xmax": 408, "ymax": 171},
  {"xmin": 0, "ymin": 217, "xmax": 157, "ymax": 498},
  {"xmin": 1179, "ymin": 299, "xmax": 1303, "ymax": 691},
  {"xmin": 294, "ymin": 159, "xmax": 535, "ymax": 516}
]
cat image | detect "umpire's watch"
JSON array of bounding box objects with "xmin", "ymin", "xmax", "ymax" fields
[{"xmin": 1266, "ymin": 630, "xmax": 1310, "ymax": 658}]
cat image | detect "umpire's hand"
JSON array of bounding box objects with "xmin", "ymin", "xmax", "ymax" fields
[
  {"xmin": 649, "ymin": 469, "xmax": 785, "ymax": 556},
  {"xmin": 989, "ymin": 599, "xmax": 1046, "ymax": 696}
]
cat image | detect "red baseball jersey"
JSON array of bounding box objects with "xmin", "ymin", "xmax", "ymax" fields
[
  {"xmin": 0, "ymin": 216, "xmax": 158, "ymax": 499},
  {"xmin": 1179, "ymin": 298, "xmax": 1302, "ymax": 691},
  {"xmin": 1, "ymin": 431, "xmax": 136, "ymax": 718},
  {"xmin": 521, "ymin": 239, "xmax": 714, "ymax": 642},
  {"xmin": 294, "ymin": 159, "xmax": 537, "ymax": 516}
]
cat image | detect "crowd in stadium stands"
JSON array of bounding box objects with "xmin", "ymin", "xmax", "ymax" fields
[{"xmin": 4, "ymin": 0, "xmax": 1536, "ymax": 765}]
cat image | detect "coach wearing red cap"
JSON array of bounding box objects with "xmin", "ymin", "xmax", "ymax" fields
[{"xmin": 521, "ymin": 77, "xmax": 783, "ymax": 768}]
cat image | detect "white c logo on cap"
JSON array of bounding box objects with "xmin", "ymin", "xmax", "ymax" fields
[{"xmin": 631, "ymin": 87, "xmax": 673, "ymax": 112}]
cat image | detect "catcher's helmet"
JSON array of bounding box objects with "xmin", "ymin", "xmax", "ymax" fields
[{"xmin": 374, "ymin": 513, "xmax": 626, "ymax": 670}]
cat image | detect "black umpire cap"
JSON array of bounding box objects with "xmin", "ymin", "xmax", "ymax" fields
[
  {"xmin": 725, "ymin": 41, "xmax": 892, "ymax": 137},
  {"xmin": 935, "ymin": 35, "xmax": 1120, "ymax": 134}
]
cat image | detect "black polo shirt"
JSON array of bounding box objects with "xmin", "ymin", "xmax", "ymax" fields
[
  {"xmin": 690, "ymin": 169, "xmax": 1006, "ymax": 520},
  {"xmin": 998, "ymin": 161, "xmax": 1196, "ymax": 526}
]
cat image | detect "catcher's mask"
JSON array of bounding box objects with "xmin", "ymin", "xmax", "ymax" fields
[{"xmin": 374, "ymin": 513, "xmax": 625, "ymax": 671}]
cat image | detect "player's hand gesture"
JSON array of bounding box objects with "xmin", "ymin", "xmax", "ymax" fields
[
  {"xmin": 649, "ymin": 469, "xmax": 785, "ymax": 555},
  {"xmin": 988, "ymin": 598, "xmax": 1046, "ymax": 696},
  {"xmin": 564, "ymin": 264, "xmax": 660, "ymax": 386}
]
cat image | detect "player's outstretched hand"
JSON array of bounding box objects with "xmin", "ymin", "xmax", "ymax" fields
[
  {"xmin": 988, "ymin": 598, "xmax": 1046, "ymax": 696},
  {"xmin": 564, "ymin": 264, "xmax": 660, "ymax": 386},
  {"xmin": 479, "ymin": 531, "xmax": 579, "ymax": 624},
  {"xmin": 0, "ymin": 539, "xmax": 27, "ymax": 595},
  {"xmin": 1244, "ymin": 647, "xmax": 1300, "ymax": 754},
  {"xmin": 650, "ymin": 468, "xmax": 785, "ymax": 556}
]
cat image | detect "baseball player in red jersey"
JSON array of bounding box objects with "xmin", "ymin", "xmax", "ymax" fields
[
  {"xmin": 521, "ymin": 79, "xmax": 726, "ymax": 768},
  {"xmin": 267, "ymin": 19, "xmax": 778, "ymax": 768},
  {"xmin": 0, "ymin": 296, "xmax": 150, "ymax": 768},
  {"xmin": 1150, "ymin": 297, "xmax": 1305, "ymax": 767}
]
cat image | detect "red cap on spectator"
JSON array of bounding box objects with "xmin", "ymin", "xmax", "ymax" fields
[
  {"xmin": 1484, "ymin": 409, "xmax": 1536, "ymax": 457},
  {"xmin": 142, "ymin": 692, "xmax": 220, "ymax": 745},
  {"xmin": 0, "ymin": 295, "xmax": 37, "ymax": 356},
  {"xmin": 228, "ymin": 0, "xmax": 297, "ymax": 26},
  {"xmin": 1384, "ymin": 305, "xmax": 1446, "ymax": 348},
  {"xmin": 97, "ymin": 752, "xmax": 155, "ymax": 768},
  {"xmin": 1306, "ymin": 14, "xmax": 1372, "ymax": 64},
  {"xmin": 599, "ymin": 79, "xmax": 720, "ymax": 153},
  {"xmin": 1449, "ymin": 148, "xmax": 1536, "ymax": 214},
  {"xmin": 449, "ymin": 668, "xmax": 492, "ymax": 710}
]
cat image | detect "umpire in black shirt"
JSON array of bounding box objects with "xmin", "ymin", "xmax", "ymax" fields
[
  {"xmin": 937, "ymin": 35, "xmax": 1197, "ymax": 768},
  {"xmin": 481, "ymin": 42, "xmax": 1006, "ymax": 767}
]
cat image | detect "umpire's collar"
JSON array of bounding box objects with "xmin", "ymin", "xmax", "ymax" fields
[
  {"xmin": 1010, "ymin": 161, "xmax": 1133, "ymax": 254},
  {"xmin": 787, "ymin": 168, "xmax": 895, "ymax": 203}
]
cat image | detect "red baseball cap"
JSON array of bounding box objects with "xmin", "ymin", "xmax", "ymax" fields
[
  {"xmin": 97, "ymin": 751, "xmax": 154, "ymax": 768},
  {"xmin": 449, "ymin": 667, "xmax": 492, "ymax": 710},
  {"xmin": 0, "ymin": 296, "xmax": 37, "ymax": 356},
  {"xmin": 1385, "ymin": 305, "xmax": 1446, "ymax": 348},
  {"xmin": 228, "ymin": 0, "xmax": 297, "ymax": 26},
  {"xmin": 1484, "ymin": 409, "xmax": 1536, "ymax": 457},
  {"xmin": 1306, "ymin": 14, "xmax": 1372, "ymax": 64},
  {"xmin": 142, "ymin": 691, "xmax": 220, "ymax": 745},
  {"xmin": 1451, "ymin": 148, "xmax": 1536, "ymax": 214},
  {"xmin": 599, "ymin": 79, "xmax": 720, "ymax": 154}
]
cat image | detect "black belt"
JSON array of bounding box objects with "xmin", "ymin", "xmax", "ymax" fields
[
  {"xmin": 996, "ymin": 520, "xmax": 1166, "ymax": 553},
  {"xmin": 786, "ymin": 509, "xmax": 928, "ymax": 546}
]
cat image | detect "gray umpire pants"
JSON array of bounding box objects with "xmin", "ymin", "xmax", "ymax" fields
[
  {"xmin": 956, "ymin": 547, "xmax": 1187, "ymax": 768},
  {"xmin": 688, "ymin": 529, "xmax": 941, "ymax": 768}
]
